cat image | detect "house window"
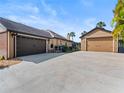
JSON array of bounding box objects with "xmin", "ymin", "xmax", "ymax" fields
[{"xmin": 51, "ymin": 44, "xmax": 54, "ymax": 48}]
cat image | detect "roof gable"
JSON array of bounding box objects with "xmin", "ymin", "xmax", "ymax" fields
[
  {"xmin": 47, "ymin": 30, "xmax": 66, "ymax": 40},
  {"xmin": 80, "ymin": 27, "xmax": 112, "ymax": 38}
]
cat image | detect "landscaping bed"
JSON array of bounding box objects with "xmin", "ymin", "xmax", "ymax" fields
[{"xmin": 0, "ymin": 60, "xmax": 21, "ymax": 69}]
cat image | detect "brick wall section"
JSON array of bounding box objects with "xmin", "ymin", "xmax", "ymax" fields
[{"xmin": 0, "ymin": 32, "xmax": 7, "ymax": 59}]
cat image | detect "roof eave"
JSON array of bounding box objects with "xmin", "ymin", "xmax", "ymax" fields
[{"xmin": 8, "ymin": 29, "xmax": 52, "ymax": 39}]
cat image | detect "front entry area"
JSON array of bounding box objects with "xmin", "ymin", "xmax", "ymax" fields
[
  {"xmin": 16, "ymin": 36, "xmax": 46, "ymax": 57},
  {"xmin": 118, "ymin": 40, "xmax": 124, "ymax": 53},
  {"xmin": 86, "ymin": 37, "xmax": 113, "ymax": 52}
]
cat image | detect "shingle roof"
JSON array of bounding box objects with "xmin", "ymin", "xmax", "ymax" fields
[
  {"xmin": 47, "ymin": 30, "xmax": 73, "ymax": 42},
  {"xmin": 0, "ymin": 17, "xmax": 52, "ymax": 38},
  {"xmin": 47, "ymin": 30, "xmax": 66, "ymax": 40},
  {"xmin": 80, "ymin": 27, "xmax": 112, "ymax": 38}
]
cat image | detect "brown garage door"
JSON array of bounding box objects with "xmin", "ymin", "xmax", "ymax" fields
[
  {"xmin": 87, "ymin": 37, "xmax": 113, "ymax": 52},
  {"xmin": 17, "ymin": 36, "xmax": 46, "ymax": 57}
]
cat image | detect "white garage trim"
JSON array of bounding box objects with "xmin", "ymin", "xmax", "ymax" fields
[{"xmin": 17, "ymin": 33, "xmax": 48, "ymax": 40}]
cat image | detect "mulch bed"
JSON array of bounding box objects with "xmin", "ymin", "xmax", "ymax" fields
[{"xmin": 0, "ymin": 59, "xmax": 21, "ymax": 69}]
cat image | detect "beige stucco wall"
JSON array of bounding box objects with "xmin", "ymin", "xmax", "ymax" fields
[
  {"xmin": 0, "ymin": 32, "xmax": 8, "ymax": 59},
  {"xmin": 85, "ymin": 29, "xmax": 112, "ymax": 38},
  {"xmin": 81, "ymin": 38, "xmax": 86, "ymax": 51},
  {"xmin": 67, "ymin": 41, "xmax": 72, "ymax": 47},
  {"xmin": 49, "ymin": 38, "xmax": 72, "ymax": 51}
]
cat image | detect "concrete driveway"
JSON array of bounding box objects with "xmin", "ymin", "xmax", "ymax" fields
[
  {"xmin": 0, "ymin": 51, "xmax": 124, "ymax": 93},
  {"xmin": 18, "ymin": 53, "xmax": 65, "ymax": 63}
]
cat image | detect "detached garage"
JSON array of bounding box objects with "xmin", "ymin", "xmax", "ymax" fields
[
  {"xmin": 80, "ymin": 27, "xmax": 118, "ymax": 52},
  {"xmin": 0, "ymin": 17, "xmax": 51, "ymax": 59},
  {"xmin": 16, "ymin": 36, "xmax": 46, "ymax": 57}
]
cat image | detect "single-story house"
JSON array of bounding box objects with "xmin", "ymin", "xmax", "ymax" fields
[
  {"xmin": 0, "ymin": 17, "xmax": 52, "ymax": 59},
  {"xmin": 47, "ymin": 30, "xmax": 73, "ymax": 52},
  {"xmin": 80, "ymin": 27, "xmax": 119, "ymax": 52}
]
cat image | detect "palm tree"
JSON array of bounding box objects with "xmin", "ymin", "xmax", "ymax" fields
[
  {"xmin": 69, "ymin": 32, "xmax": 76, "ymax": 41},
  {"xmin": 96, "ymin": 21, "xmax": 106, "ymax": 28},
  {"xmin": 67, "ymin": 33, "xmax": 71, "ymax": 40}
]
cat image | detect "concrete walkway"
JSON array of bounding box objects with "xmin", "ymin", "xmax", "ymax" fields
[{"xmin": 0, "ymin": 51, "xmax": 124, "ymax": 93}]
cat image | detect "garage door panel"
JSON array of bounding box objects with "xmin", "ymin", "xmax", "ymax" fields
[
  {"xmin": 87, "ymin": 37, "xmax": 113, "ymax": 52},
  {"xmin": 17, "ymin": 36, "xmax": 46, "ymax": 57}
]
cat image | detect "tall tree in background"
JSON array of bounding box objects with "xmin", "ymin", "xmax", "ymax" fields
[
  {"xmin": 112, "ymin": 0, "xmax": 124, "ymax": 40},
  {"xmin": 96, "ymin": 21, "xmax": 106, "ymax": 28},
  {"xmin": 67, "ymin": 33, "xmax": 71, "ymax": 40},
  {"xmin": 69, "ymin": 32, "xmax": 76, "ymax": 41}
]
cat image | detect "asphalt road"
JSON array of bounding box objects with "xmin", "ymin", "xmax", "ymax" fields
[{"xmin": 0, "ymin": 51, "xmax": 124, "ymax": 93}]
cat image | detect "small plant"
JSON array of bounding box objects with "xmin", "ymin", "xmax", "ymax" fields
[
  {"xmin": 0, "ymin": 56, "xmax": 5, "ymax": 61},
  {"xmin": 61, "ymin": 45, "xmax": 72, "ymax": 52}
]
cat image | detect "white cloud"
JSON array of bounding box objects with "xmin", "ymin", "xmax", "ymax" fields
[
  {"xmin": 80, "ymin": 0, "xmax": 94, "ymax": 7},
  {"xmin": 2, "ymin": 1, "xmax": 81, "ymax": 42},
  {"xmin": 5, "ymin": 5, "xmax": 96, "ymax": 42},
  {"xmin": 14, "ymin": 4, "xmax": 40, "ymax": 14},
  {"xmin": 83, "ymin": 18, "xmax": 97, "ymax": 31},
  {"xmin": 60, "ymin": 7, "xmax": 68, "ymax": 15},
  {"xmin": 0, "ymin": 3, "xmax": 40, "ymax": 15},
  {"xmin": 6, "ymin": 15, "xmax": 82, "ymax": 42},
  {"xmin": 40, "ymin": 0, "xmax": 57, "ymax": 16}
]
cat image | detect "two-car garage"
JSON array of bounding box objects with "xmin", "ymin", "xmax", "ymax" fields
[
  {"xmin": 16, "ymin": 36, "xmax": 46, "ymax": 57},
  {"xmin": 80, "ymin": 28, "xmax": 117, "ymax": 52},
  {"xmin": 86, "ymin": 37, "xmax": 113, "ymax": 52},
  {"xmin": 0, "ymin": 17, "xmax": 52, "ymax": 59}
]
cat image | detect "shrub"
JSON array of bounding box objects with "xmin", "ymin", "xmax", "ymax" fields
[
  {"xmin": 61, "ymin": 45, "xmax": 68, "ymax": 52},
  {"xmin": 0, "ymin": 56, "xmax": 5, "ymax": 61},
  {"xmin": 55, "ymin": 46, "xmax": 58, "ymax": 50},
  {"xmin": 61, "ymin": 45, "xmax": 72, "ymax": 52}
]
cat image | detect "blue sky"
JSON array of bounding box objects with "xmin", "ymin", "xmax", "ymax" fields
[{"xmin": 0, "ymin": 0, "xmax": 117, "ymax": 42}]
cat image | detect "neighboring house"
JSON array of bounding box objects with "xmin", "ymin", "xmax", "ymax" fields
[
  {"xmin": 47, "ymin": 30, "xmax": 73, "ymax": 52},
  {"xmin": 0, "ymin": 17, "xmax": 52, "ymax": 59},
  {"xmin": 80, "ymin": 27, "xmax": 118, "ymax": 52}
]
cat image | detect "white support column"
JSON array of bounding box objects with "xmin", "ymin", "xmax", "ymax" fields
[
  {"xmin": 85, "ymin": 38, "xmax": 87, "ymax": 51},
  {"xmin": 14, "ymin": 36, "xmax": 17, "ymax": 57},
  {"xmin": 7, "ymin": 31, "xmax": 10, "ymax": 59},
  {"xmin": 46, "ymin": 39, "xmax": 49, "ymax": 53}
]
